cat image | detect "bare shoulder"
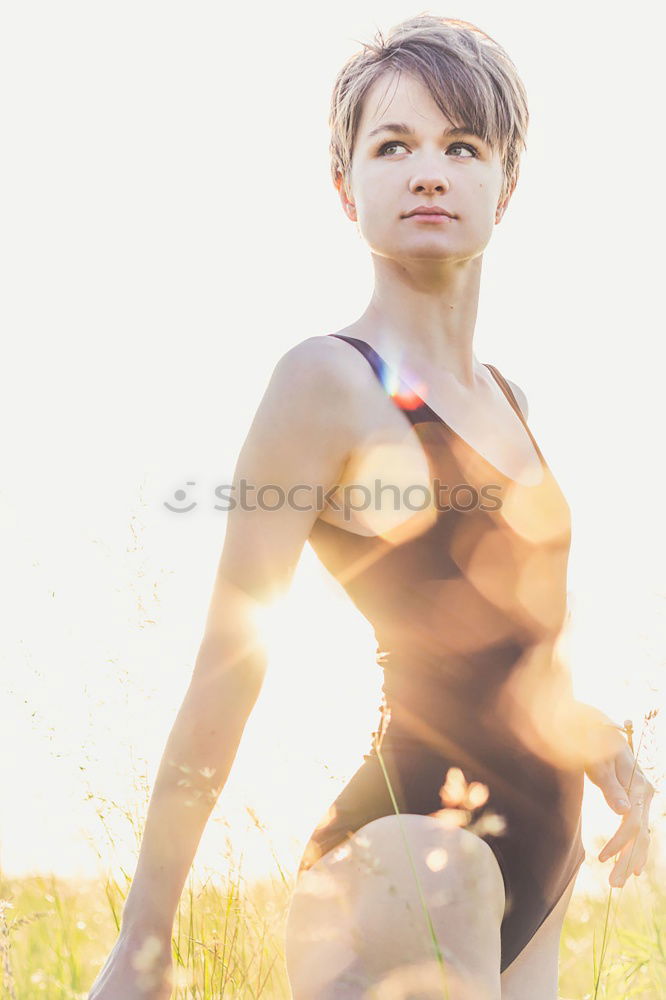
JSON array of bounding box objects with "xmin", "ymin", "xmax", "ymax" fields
[
  {"xmin": 277, "ymin": 333, "xmax": 375, "ymax": 391},
  {"xmin": 212, "ymin": 336, "xmax": 376, "ymax": 609},
  {"xmin": 238, "ymin": 333, "xmax": 380, "ymax": 482},
  {"xmin": 505, "ymin": 378, "xmax": 529, "ymax": 420},
  {"xmin": 268, "ymin": 334, "xmax": 380, "ymax": 431}
]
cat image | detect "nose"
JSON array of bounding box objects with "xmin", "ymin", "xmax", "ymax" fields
[
  {"xmin": 409, "ymin": 163, "xmax": 450, "ymax": 195},
  {"xmin": 409, "ymin": 174, "xmax": 450, "ymax": 195}
]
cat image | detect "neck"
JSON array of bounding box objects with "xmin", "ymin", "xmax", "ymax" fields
[{"xmin": 355, "ymin": 253, "xmax": 484, "ymax": 388}]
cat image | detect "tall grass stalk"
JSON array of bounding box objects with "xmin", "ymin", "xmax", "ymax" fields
[
  {"xmin": 592, "ymin": 712, "xmax": 656, "ymax": 999},
  {"xmin": 372, "ymin": 700, "xmax": 452, "ymax": 1000}
]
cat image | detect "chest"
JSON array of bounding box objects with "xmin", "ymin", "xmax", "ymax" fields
[{"xmin": 317, "ymin": 406, "xmax": 549, "ymax": 541}]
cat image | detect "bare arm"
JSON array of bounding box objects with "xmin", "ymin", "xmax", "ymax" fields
[{"xmin": 116, "ymin": 336, "xmax": 367, "ymax": 936}]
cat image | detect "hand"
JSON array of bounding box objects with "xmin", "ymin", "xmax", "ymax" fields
[
  {"xmin": 585, "ymin": 733, "xmax": 655, "ymax": 888},
  {"xmin": 87, "ymin": 926, "xmax": 173, "ymax": 999}
]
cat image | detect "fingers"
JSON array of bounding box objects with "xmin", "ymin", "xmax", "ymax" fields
[
  {"xmin": 589, "ymin": 757, "xmax": 631, "ymax": 813},
  {"xmin": 608, "ymin": 824, "xmax": 651, "ymax": 885},
  {"xmin": 629, "ymin": 824, "xmax": 651, "ymax": 876},
  {"xmin": 589, "ymin": 751, "xmax": 645, "ymax": 815},
  {"xmin": 598, "ymin": 791, "xmax": 653, "ymax": 887},
  {"xmin": 593, "ymin": 745, "xmax": 656, "ymax": 885},
  {"xmin": 604, "ymin": 774, "xmax": 631, "ymax": 814},
  {"xmin": 598, "ymin": 812, "xmax": 639, "ymax": 863},
  {"xmin": 598, "ymin": 793, "xmax": 648, "ymax": 863}
]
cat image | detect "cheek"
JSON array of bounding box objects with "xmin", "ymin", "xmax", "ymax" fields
[
  {"xmin": 475, "ymin": 180, "xmax": 496, "ymax": 203},
  {"xmin": 358, "ymin": 191, "xmax": 393, "ymax": 226},
  {"xmin": 470, "ymin": 185, "xmax": 499, "ymax": 224}
]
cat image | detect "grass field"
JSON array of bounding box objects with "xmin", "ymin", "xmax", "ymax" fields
[
  {"xmin": 1, "ymin": 831, "xmax": 664, "ymax": 999},
  {"xmin": 3, "ymin": 686, "xmax": 663, "ymax": 998}
]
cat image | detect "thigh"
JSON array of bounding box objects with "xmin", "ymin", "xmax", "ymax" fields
[
  {"xmin": 500, "ymin": 871, "xmax": 578, "ymax": 1000},
  {"xmin": 351, "ymin": 814, "xmax": 506, "ymax": 998},
  {"xmin": 284, "ymin": 845, "xmax": 369, "ymax": 998},
  {"xmin": 286, "ymin": 813, "xmax": 507, "ymax": 999}
]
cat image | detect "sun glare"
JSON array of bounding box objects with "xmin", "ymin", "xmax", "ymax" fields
[{"xmin": 249, "ymin": 593, "xmax": 290, "ymax": 652}]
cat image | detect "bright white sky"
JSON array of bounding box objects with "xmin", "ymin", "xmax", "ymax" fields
[{"xmin": 1, "ymin": 2, "xmax": 664, "ymax": 903}]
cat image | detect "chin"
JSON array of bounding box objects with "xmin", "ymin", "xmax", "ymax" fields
[{"xmin": 388, "ymin": 242, "xmax": 473, "ymax": 263}]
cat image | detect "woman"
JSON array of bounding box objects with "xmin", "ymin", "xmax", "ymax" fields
[{"xmin": 89, "ymin": 15, "xmax": 654, "ymax": 1000}]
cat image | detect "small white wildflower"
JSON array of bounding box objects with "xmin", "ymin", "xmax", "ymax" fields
[{"xmin": 469, "ymin": 812, "xmax": 507, "ymax": 837}]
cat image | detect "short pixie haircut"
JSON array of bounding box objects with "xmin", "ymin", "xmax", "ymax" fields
[{"xmin": 329, "ymin": 14, "xmax": 529, "ymax": 208}]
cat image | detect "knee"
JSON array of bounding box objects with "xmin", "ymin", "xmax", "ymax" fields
[
  {"xmin": 434, "ymin": 821, "xmax": 507, "ymax": 922},
  {"xmin": 350, "ymin": 814, "xmax": 505, "ymax": 920},
  {"xmin": 341, "ymin": 816, "xmax": 504, "ymax": 993},
  {"xmin": 285, "ymin": 867, "xmax": 364, "ymax": 998},
  {"xmin": 352, "ymin": 818, "xmax": 503, "ymax": 977}
]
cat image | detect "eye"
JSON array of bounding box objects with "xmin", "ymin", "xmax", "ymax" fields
[
  {"xmin": 377, "ymin": 141, "xmax": 408, "ymax": 157},
  {"xmin": 448, "ymin": 142, "xmax": 478, "ymax": 158},
  {"xmin": 377, "ymin": 140, "xmax": 479, "ymax": 158}
]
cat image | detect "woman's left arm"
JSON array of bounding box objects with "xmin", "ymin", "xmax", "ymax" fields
[
  {"xmin": 549, "ymin": 651, "xmax": 656, "ymax": 885},
  {"xmin": 580, "ymin": 705, "xmax": 656, "ymax": 886},
  {"xmin": 498, "ymin": 600, "xmax": 656, "ymax": 886}
]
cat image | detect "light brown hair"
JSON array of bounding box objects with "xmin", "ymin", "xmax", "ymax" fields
[{"xmin": 330, "ymin": 14, "xmax": 529, "ymax": 208}]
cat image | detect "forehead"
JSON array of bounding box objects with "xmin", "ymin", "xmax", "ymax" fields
[{"xmin": 357, "ymin": 71, "xmax": 462, "ymax": 137}]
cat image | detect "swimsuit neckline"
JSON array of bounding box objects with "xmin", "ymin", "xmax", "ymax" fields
[{"xmin": 329, "ymin": 333, "xmax": 547, "ymax": 489}]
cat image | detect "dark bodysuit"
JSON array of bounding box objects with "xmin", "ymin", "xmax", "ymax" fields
[{"xmin": 296, "ymin": 334, "xmax": 586, "ymax": 974}]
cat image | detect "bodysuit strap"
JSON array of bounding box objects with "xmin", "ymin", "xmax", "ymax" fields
[
  {"xmin": 484, "ymin": 363, "xmax": 525, "ymax": 421},
  {"xmin": 328, "ymin": 333, "xmax": 430, "ymax": 425},
  {"xmin": 484, "ymin": 362, "xmax": 547, "ymax": 466}
]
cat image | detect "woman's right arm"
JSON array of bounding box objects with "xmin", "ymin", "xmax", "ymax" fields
[{"xmin": 87, "ymin": 335, "xmax": 368, "ymax": 998}]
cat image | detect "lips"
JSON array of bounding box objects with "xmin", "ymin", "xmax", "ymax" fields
[{"xmin": 403, "ymin": 206, "xmax": 455, "ymax": 218}]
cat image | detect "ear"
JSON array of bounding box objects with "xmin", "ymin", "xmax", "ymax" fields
[
  {"xmin": 495, "ymin": 175, "xmax": 518, "ymax": 224},
  {"xmin": 335, "ymin": 171, "xmax": 357, "ymax": 221}
]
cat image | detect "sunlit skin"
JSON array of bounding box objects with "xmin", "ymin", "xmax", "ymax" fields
[
  {"xmin": 344, "ymin": 78, "xmax": 509, "ymax": 261},
  {"xmin": 336, "ymin": 69, "xmax": 515, "ymax": 389},
  {"xmin": 318, "ymin": 71, "xmax": 560, "ymax": 542}
]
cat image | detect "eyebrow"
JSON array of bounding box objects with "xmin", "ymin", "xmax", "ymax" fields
[{"xmin": 366, "ymin": 121, "xmax": 481, "ymax": 141}]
